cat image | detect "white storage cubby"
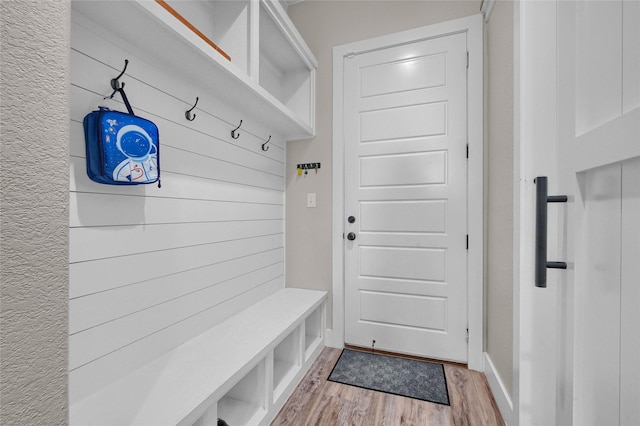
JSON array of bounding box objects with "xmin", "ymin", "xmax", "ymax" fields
[
  {"xmin": 304, "ymin": 304, "xmax": 324, "ymax": 361},
  {"xmin": 71, "ymin": 0, "xmax": 316, "ymax": 140},
  {"xmin": 259, "ymin": 1, "xmax": 315, "ymax": 131},
  {"xmin": 272, "ymin": 327, "xmax": 301, "ymax": 402},
  {"xmin": 217, "ymin": 360, "xmax": 267, "ymax": 426},
  {"xmin": 164, "ymin": 0, "xmax": 252, "ymax": 76}
]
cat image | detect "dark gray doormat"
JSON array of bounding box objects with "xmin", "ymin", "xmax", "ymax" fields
[{"xmin": 327, "ymin": 349, "xmax": 450, "ymax": 405}]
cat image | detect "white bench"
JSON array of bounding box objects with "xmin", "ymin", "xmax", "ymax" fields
[{"xmin": 70, "ymin": 288, "xmax": 327, "ymax": 426}]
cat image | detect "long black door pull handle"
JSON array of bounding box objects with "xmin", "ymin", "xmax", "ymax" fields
[{"xmin": 534, "ymin": 176, "xmax": 568, "ymax": 288}]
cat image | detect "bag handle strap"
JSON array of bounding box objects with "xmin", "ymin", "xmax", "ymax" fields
[{"xmin": 117, "ymin": 86, "xmax": 135, "ymax": 116}]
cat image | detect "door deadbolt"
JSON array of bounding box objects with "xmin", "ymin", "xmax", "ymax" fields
[{"xmin": 348, "ymin": 216, "xmax": 356, "ymax": 223}]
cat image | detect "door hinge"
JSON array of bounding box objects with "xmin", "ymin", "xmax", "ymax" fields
[
  {"xmin": 466, "ymin": 143, "xmax": 469, "ymax": 159},
  {"xmin": 466, "ymin": 327, "xmax": 469, "ymax": 343},
  {"xmin": 466, "ymin": 234, "xmax": 469, "ymax": 250},
  {"xmin": 466, "ymin": 51, "xmax": 469, "ymax": 68}
]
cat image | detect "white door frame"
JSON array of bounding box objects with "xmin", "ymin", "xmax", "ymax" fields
[
  {"xmin": 332, "ymin": 14, "xmax": 484, "ymax": 371},
  {"xmin": 513, "ymin": 2, "xmax": 560, "ymax": 423}
]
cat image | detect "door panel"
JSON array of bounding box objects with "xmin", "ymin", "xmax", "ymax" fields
[
  {"xmin": 571, "ymin": 159, "xmax": 640, "ymax": 426},
  {"xmin": 360, "ymin": 152, "xmax": 447, "ymax": 186},
  {"xmin": 623, "ymin": 0, "xmax": 640, "ymax": 112},
  {"xmin": 360, "ymin": 291, "xmax": 447, "ymax": 331},
  {"xmin": 360, "ymin": 200, "xmax": 447, "ymax": 233},
  {"xmin": 360, "ymin": 102, "xmax": 447, "ymax": 141},
  {"xmin": 574, "ymin": 164, "xmax": 623, "ymax": 425},
  {"xmin": 360, "ymin": 53, "xmax": 446, "ymax": 98},
  {"xmin": 574, "ymin": 1, "xmax": 623, "ymax": 135},
  {"xmin": 620, "ymin": 157, "xmax": 640, "ymax": 425},
  {"xmin": 360, "ymin": 246, "xmax": 446, "ymax": 282},
  {"xmin": 344, "ymin": 32, "xmax": 468, "ymax": 362}
]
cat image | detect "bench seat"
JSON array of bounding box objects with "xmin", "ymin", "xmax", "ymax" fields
[{"xmin": 70, "ymin": 288, "xmax": 327, "ymax": 426}]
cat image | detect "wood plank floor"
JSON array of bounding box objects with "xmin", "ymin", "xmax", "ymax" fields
[{"xmin": 271, "ymin": 347, "xmax": 505, "ymax": 426}]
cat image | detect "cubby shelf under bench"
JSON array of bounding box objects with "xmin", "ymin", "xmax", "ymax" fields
[{"xmin": 70, "ymin": 288, "xmax": 327, "ymax": 426}]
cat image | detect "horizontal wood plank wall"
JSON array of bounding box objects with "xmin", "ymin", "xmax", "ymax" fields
[{"xmin": 69, "ymin": 14, "xmax": 286, "ymax": 404}]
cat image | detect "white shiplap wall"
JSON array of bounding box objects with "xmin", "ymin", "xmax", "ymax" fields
[{"xmin": 69, "ymin": 14, "xmax": 286, "ymax": 404}]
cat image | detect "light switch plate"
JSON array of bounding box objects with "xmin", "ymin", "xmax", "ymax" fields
[{"xmin": 307, "ymin": 193, "xmax": 316, "ymax": 208}]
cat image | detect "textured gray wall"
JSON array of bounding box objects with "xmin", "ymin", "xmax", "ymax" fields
[{"xmin": 0, "ymin": 1, "xmax": 70, "ymax": 424}]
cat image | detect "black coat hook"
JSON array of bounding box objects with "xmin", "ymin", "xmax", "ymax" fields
[
  {"xmin": 185, "ymin": 96, "xmax": 199, "ymax": 121},
  {"xmin": 262, "ymin": 135, "xmax": 271, "ymax": 151},
  {"xmin": 111, "ymin": 59, "xmax": 129, "ymax": 90},
  {"xmin": 231, "ymin": 120, "xmax": 242, "ymax": 139},
  {"xmin": 105, "ymin": 82, "xmax": 125, "ymax": 101}
]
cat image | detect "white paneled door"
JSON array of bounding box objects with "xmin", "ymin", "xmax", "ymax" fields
[
  {"xmin": 520, "ymin": 1, "xmax": 640, "ymax": 424},
  {"xmin": 556, "ymin": 1, "xmax": 640, "ymax": 424},
  {"xmin": 343, "ymin": 33, "xmax": 469, "ymax": 362}
]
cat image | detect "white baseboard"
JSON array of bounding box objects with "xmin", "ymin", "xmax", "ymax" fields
[
  {"xmin": 483, "ymin": 352, "xmax": 513, "ymax": 426},
  {"xmin": 324, "ymin": 328, "xmax": 343, "ymax": 349}
]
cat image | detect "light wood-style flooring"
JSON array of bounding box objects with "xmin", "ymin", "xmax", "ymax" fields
[{"xmin": 271, "ymin": 347, "xmax": 505, "ymax": 426}]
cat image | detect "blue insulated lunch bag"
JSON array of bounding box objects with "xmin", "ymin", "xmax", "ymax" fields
[{"xmin": 83, "ymin": 88, "xmax": 160, "ymax": 186}]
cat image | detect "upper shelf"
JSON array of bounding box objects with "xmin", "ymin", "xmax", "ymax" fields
[{"xmin": 71, "ymin": 0, "xmax": 317, "ymax": 141}]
